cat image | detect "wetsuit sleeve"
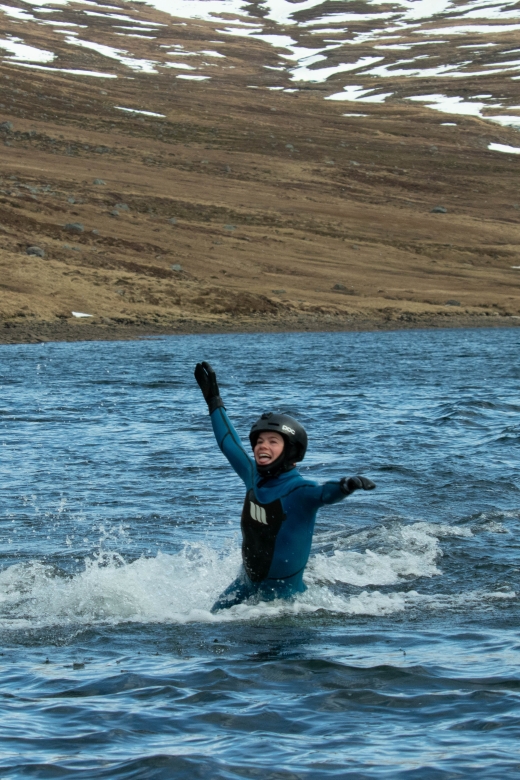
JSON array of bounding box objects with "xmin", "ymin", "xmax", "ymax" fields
[
  {"xmin": 302, "ymin": 480, "xmax": 348, "ymax": 507},
  {"xmin": 210, "ymin": 406, "xmax": 255, "ymax": 488},
  {"xmin": 319, "ymin": 481, "xmax": 349, "ymax": 505}
]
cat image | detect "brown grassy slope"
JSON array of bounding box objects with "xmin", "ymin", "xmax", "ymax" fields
[{"xmin": 0, "ymin": 3, "xmax": 519, "ymax": 343}]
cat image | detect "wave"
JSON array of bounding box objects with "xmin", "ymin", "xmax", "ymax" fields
[{"xmin": 0, "ymin": 520, "xmax": 513, "ymax": 629}]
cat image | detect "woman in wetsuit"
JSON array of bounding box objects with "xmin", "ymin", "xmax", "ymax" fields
[{"xmin": 194, "ymin": 361, "xmax": 375, "ymax": 612}]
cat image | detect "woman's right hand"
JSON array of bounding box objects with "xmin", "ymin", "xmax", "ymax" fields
[{"xmin": 194, "ymin": 362, "xmax": 224, "ymax": 413}]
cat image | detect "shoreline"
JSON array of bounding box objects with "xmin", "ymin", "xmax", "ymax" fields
[{"xmin": 1, "ymin": 313, "xmax": 518, "ymax": 345}]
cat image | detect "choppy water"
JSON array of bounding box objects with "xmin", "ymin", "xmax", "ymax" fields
[{"xmin": 1, "ymin": 328, "xmax": 519, "ymax": 778}]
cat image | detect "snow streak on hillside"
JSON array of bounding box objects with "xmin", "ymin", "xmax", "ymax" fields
[{"xmin": 1, "ymin": 0, "xmax": 520, "ymax": 132}]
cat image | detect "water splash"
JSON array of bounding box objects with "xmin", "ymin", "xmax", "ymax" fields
[{"xmin": 0, "ymin": 521, "xmax": 511, "ymax": 629}]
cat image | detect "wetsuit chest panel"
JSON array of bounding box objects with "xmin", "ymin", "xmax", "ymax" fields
[{"xmin": 241, "ymin": 488, "xmax": 286, "ymax": 582}]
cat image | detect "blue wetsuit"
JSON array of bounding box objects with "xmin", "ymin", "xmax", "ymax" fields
[{"xmin": 210, "ymin": 406, "xmax": 349, "ymax": 611}]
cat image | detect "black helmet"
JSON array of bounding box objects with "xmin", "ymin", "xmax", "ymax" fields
[{"xmin": 249, "ymin": 412, "xmax": 308, "ymax": 477}]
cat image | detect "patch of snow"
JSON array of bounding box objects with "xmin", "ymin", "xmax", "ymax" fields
[
  {"xmin": 11, "ymin": 61, "xmax": 117, "ymax": 77},
  {"xmin": 488, "ymin": 142, "xmax": 520, "ymax": 154},
  {"xmin": 115, "ymin": 106, "xmax": 166, "ymax": 117},
  {"xmin": 417, "ymin": 23, "xmax": 520, "ymax": 35},
  {"xmin": 364, "ymin": 60, "xmax": 465, "ymax": 78},
  {"xmin": 300, "ymin": 11, "xmax": 396, "ymax": 27},
  {"xmin": 0, "ymin": 35, "xmax": 54, "ymax": 62},
  {"xmin": 0, "ymin": 4, "xmax": 35, "ymax": 20},
  {"xmin": 485, "ymin": 115, "xmax": 520, "ymax": 128},
  {"xmin": 218, "ymin": 26, "xmax": 264, "ymax": 37},
  {"xmin": 114, "ymin": 26, "xmax": 160, "ymax": 32},
  {"xmin": 115, "ymin": 33, "xmax": 157, "ymax": 39},
  {"xmin": 291, "ymin": 55, "xmax": 384, "ymax": 82},
  {"xmin": 176, "ymin": 74, "xmax": 210, "ymax": 80},
  {"xmin": 327, "ymin": 85, "xmax": 393, "ymax": 102},
  {"xmin": 38, "ymin": 20, "xmax": 80, "ymax": 27},
  {"xmin": 406, "ymin": 93, "xmax": 500, "ymax": 115},
  {"xmin": 163, "ymin": 62, "xmax": 196, "ymax": 69},
  {"xmin": 64, "ymin": 35, "xmax": 158, "ymax": 73},
  {"xmin": 82, "ymin": 11, "xmax": 165, "ymax": 25}
]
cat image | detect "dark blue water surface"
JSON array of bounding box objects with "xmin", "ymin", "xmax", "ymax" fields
[{"xmin": 0, "ymin": 328, "xmax": 519, "ymax": 779}]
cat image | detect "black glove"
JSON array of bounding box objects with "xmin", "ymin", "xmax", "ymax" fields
[
  {"xmin": 194, "ymin": 361, "xmax": 225, "ymax": 414},
  {"xmin": 340, "ymin": 476, "xmax": 376, "ymax": 495}
]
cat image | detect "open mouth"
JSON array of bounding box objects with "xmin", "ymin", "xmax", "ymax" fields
[{"xmin": 257, "ymin": 452, "xmax": 273, "ymax": 463}]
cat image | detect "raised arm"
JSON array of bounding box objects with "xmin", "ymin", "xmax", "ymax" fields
[{"xmin": 194, "ymin": 361, "xmax": 255, "ymax": 487}]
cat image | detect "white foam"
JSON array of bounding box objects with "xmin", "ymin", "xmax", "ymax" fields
[
  {"xmin": 0, "ymin": 521, "xmax": 491, "ymax": 628},
  {"xmin": 0, "ymin": 545, "xmax": 241, "ymax": 628},
  {"xmin": 308, "ymin": 521, "xmax": 471, "ymax": 587}
]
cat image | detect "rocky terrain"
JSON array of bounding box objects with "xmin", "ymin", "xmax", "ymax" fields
[{"xmin": 0, "ymin": 0, "xmax": 519, "ymax": 343}]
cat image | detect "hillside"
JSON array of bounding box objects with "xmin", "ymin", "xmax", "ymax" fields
[{"xmin": 1, "ymin": 0, "xmax": 519, "ymax": 342}]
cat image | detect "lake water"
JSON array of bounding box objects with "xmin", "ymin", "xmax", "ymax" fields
[{"xmin": 0, "ymin": 328, "xmax": 519, "ymax": 778}]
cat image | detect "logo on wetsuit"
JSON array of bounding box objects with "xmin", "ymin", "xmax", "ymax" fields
[
  {"xmin": 241, "ymin": 489, "xmax": 287, "ymax": 581},
  {"xmin": 250, "ymin": 501, "xmax": 267, "ymax": 525}
]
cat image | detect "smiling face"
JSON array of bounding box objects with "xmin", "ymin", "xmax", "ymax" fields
[{"xmin": 253, "ymin": 431, "xmax": 285, "ymax": 467}]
